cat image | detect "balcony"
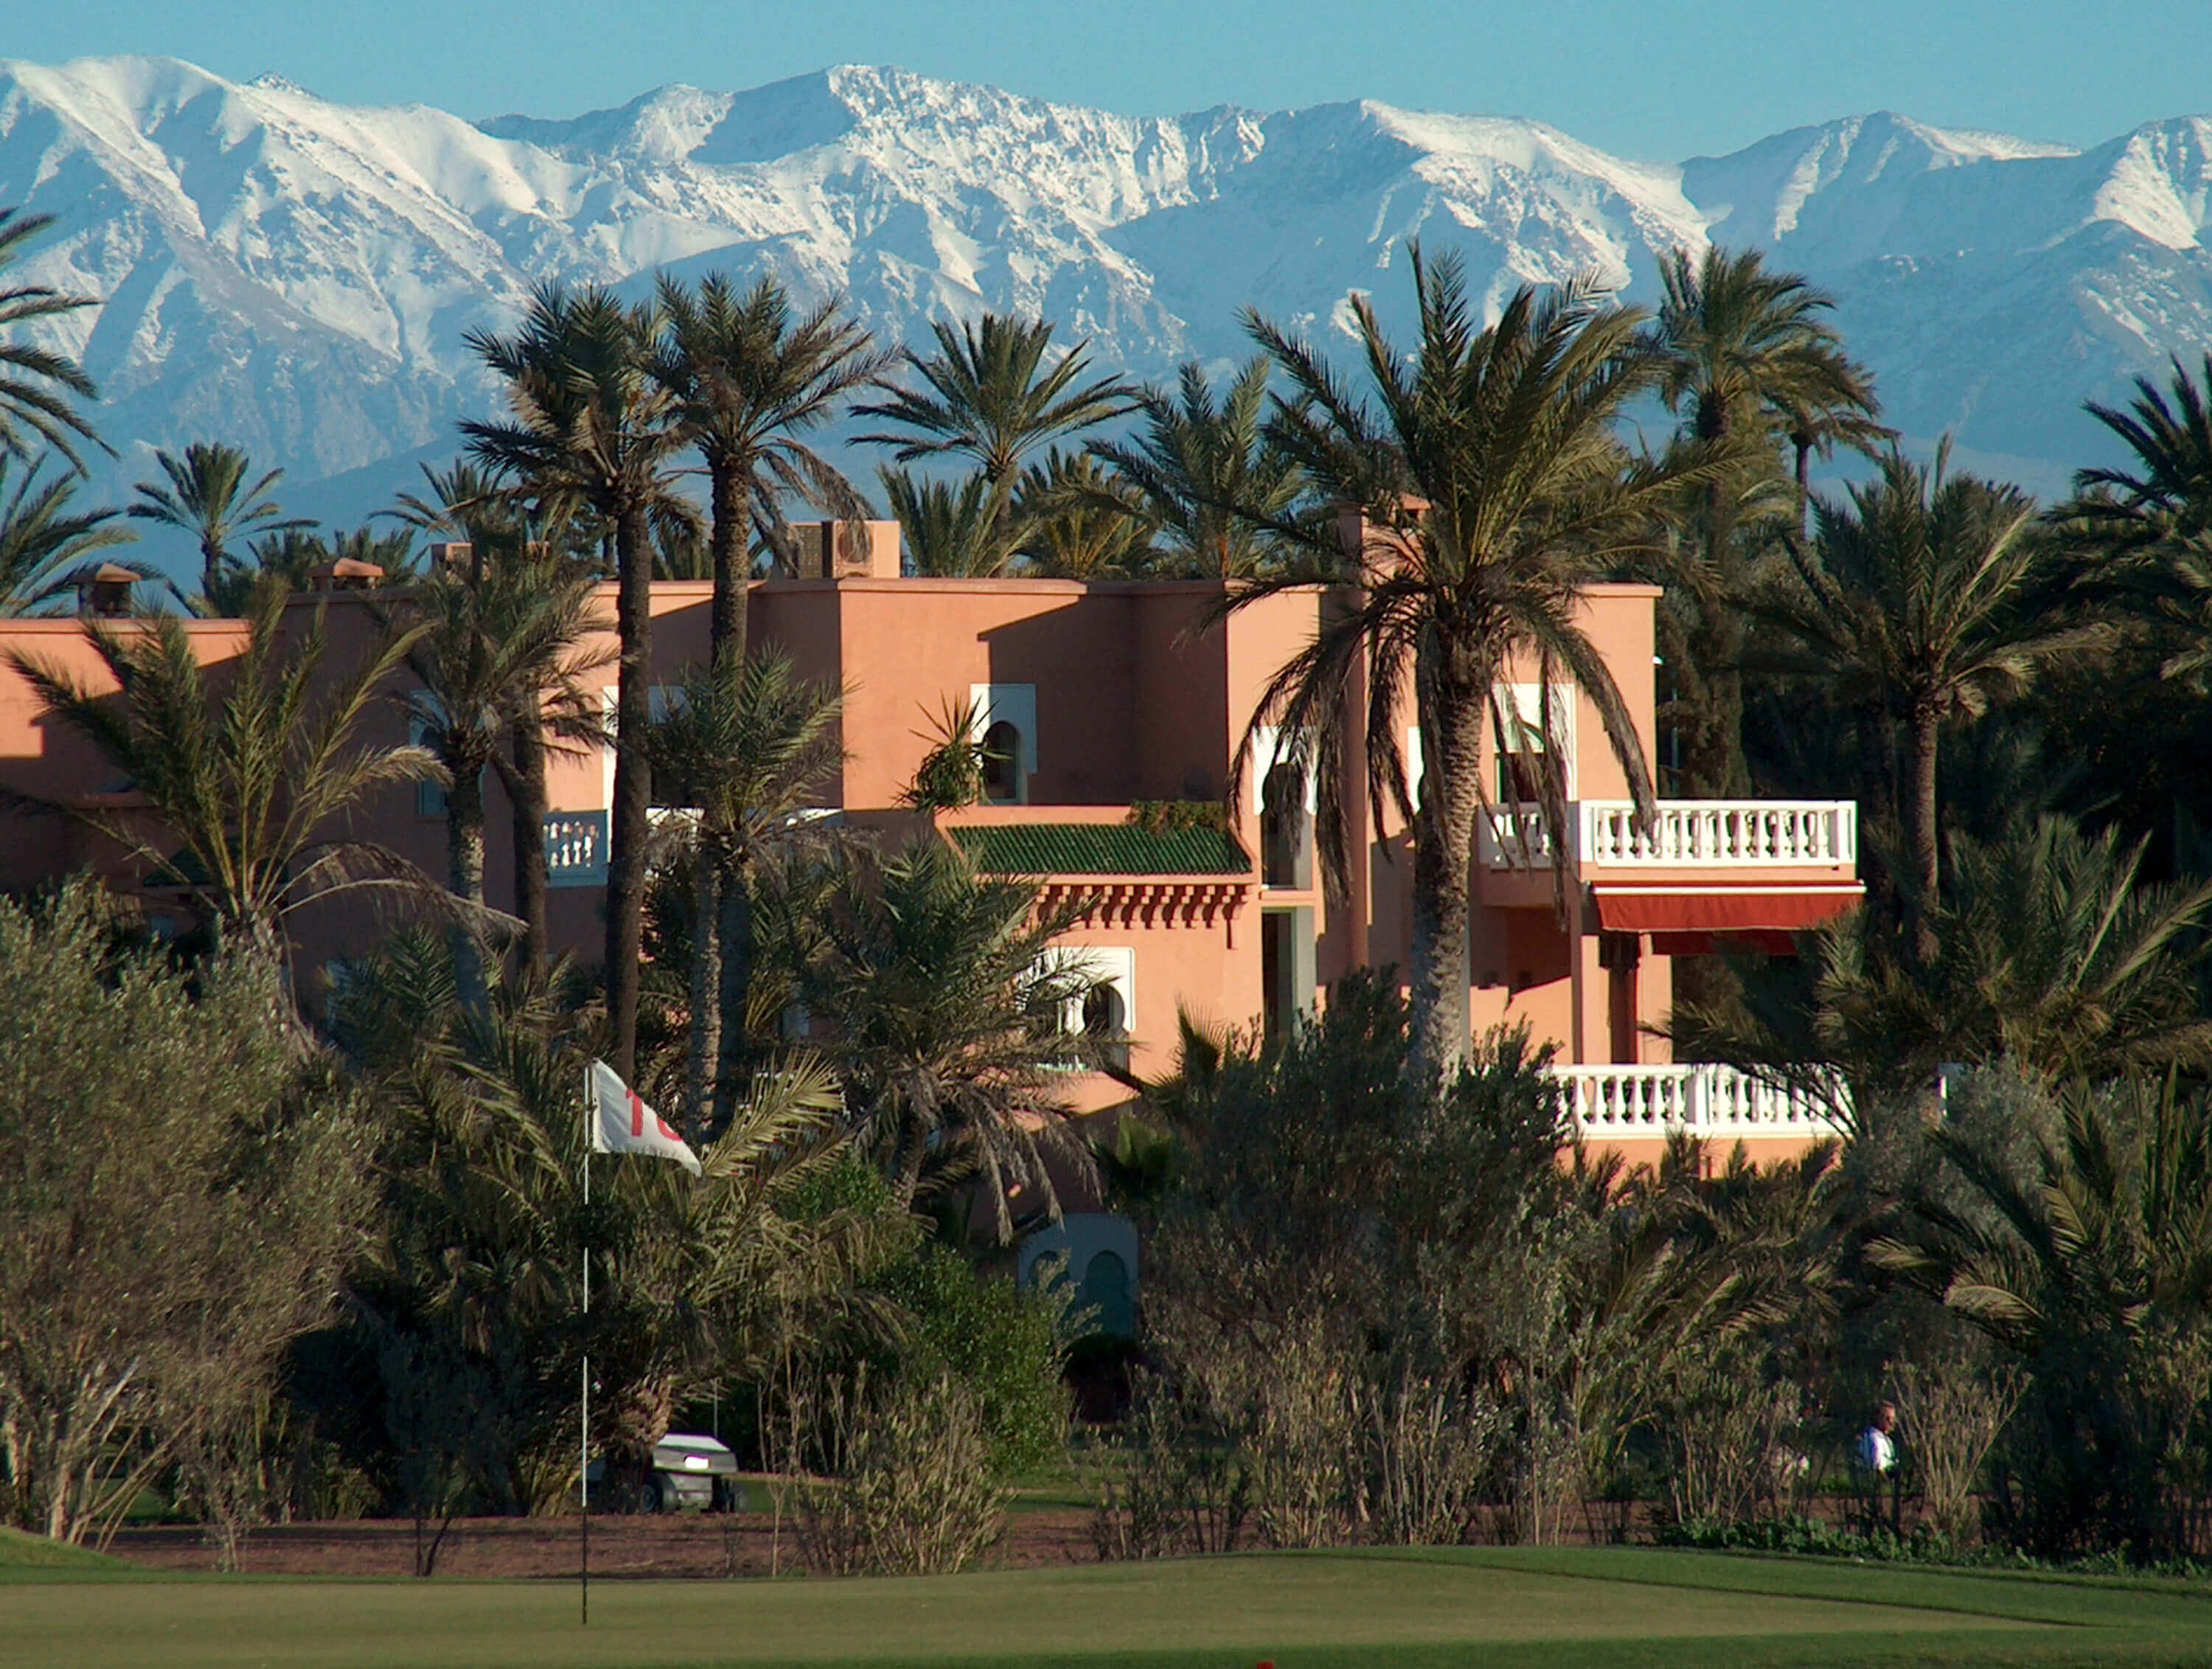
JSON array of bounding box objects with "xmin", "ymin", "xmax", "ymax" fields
[
  {"xmin": 1546, "ymin": 1063, "xmax": 1847, "ymax": 1144},
  {"xmin": 1481, "ymin": 800, "xmax": 1857, "ymax": 870},
  {"xmin": 545, "ymin": 811, "xmax": 607, "ymax": 888}
]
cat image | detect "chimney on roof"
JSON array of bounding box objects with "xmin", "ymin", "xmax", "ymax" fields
[
  {"xmin": 77, "ymin": 563, "xmax": 138, "ymax": 618},
  {"xmin": 1335, "ymin": 496, "xmax": 1430, "ymax": 572},
  {"xmin": 790, "ymin": 519, "xmax": 902, "ymax": 580},
  {"xmin": 309, "ymin": 558, "xmax": 385, "ymax": 592}
]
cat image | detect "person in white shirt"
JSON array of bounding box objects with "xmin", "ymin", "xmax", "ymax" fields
[{"xmin": 1857, "ymin": 1401, "xmax": 1899, "ymax": 1475}]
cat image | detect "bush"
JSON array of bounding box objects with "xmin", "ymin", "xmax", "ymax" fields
[
  {"xmin": 886, "ymin": 1243, "xmax": 1071, "ymax": 1475},
  {"xmin": 781, "ymin": 1365, "xmax": 1006, "ymax": 1575},
  {"xmin": 0, "ymin": 884, "xmax": 370, "ymax": 1551},
  {"xmin": 1084, "ymin": 1373, "xmax": 1251, "ymax": 1560}
]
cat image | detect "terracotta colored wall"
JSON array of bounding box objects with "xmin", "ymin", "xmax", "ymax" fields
[
  {"xmin": 822, "ymin": 580, "xmax": 1144, "ymax": 811},
  {"xmin": 0, "ymin": 569, "xmax": 1843, "ymax": 1156},
  {"xmin": 0, "ymin": 617, "xmax": 251, "ymax": 888}
]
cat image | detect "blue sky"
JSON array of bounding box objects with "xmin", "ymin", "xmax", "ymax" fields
[{"xmin": 14, "ymin": 0, "xmax": 2212, "ymax": 159}]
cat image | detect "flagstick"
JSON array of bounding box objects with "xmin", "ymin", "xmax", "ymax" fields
[
  {"xmin": 575, "ymin": 1060, "xmax": 697, "ymax": 1621},
  {"xmin": 580, "ymin": 1082, "xmax": 591, "ymax": 1629}
]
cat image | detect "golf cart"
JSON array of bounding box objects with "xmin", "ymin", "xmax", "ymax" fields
[
  {"xmin": 585, "ymin": 1432, "xmax": 743, "ymax": 1513},
  {"xmin": 641, "ymin": 1432, "xmax": 742, "ymax": 1513}
]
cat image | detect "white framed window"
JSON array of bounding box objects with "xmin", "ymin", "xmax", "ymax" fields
[
  {"xmin": 600, "ymin": 684, "xmax": 685, "ymax": 809},
  {"xmin": 970, "ymin": 683, "xmax": 1037, "ymax": 805},
  {"xmin": 1031, "ymin": 944, "xmax": 1136, "ymax": 1070},
  {"xmin": 1252, "ymin": 725, "xmax": 1315, "ymax": 889},
  {"xmin": 411, "ymin": 714, "xmax": 448, "ymax": 819},
  {"xmin": 1250, "ymin": 726, "xmax": 1318, "ymax": 813},
  {"xmin": 1492, "ymin": 683, "xmax": 1578, "ymax": 802}
]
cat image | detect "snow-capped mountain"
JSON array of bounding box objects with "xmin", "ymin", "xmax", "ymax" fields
[{"xmin": 5, "ymin": 55, "xmax": 2212, "ymax": 533}]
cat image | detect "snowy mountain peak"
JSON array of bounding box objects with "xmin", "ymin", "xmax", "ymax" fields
[{"xmin": 4, "ymin": 53, "xmax": 2212, "ymax": 527}]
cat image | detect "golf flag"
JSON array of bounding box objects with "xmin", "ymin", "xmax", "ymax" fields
[{"xmin": 587, "ymin": 1059, "xmax": 702, "ymax": 1176}]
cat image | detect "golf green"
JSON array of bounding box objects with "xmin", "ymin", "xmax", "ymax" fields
[{"xmin": 9, "ymin": 1541, "xmax": 2212, "ymax": 1667}]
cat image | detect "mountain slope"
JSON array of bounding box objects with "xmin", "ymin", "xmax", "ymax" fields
[{"xmin": 4, "ymin": 55, "xmax": 2212, "ymax": 527}]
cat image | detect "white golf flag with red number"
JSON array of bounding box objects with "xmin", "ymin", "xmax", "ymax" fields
[{"xmin": 588, "ymin": 1059, "xmax": 702, "ymax": 1176}]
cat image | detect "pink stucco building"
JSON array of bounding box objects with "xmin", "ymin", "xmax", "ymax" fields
[{"xmin": 0, "ymin": 521, "xmax": 1860, "ymax": 1160}]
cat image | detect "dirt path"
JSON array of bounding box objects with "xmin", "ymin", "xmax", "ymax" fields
[{"xmin": 108, "ymin": 1509, "xmax": 1097, "ymax": 1579}]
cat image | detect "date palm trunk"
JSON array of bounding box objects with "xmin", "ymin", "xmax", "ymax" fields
[
  {"xmin": 1408, "ymin": 670, "xmax": 1483, "ymax": 1088},
  {"xmin": 1680, "ymin": 406, "xmax": 1752, "ymax": 797},
  {"xmin": 504, "ymin": 707, "xmax": 551, "ymax": 966},
  {"xmin": 710, "ymin": 849, "xmax": 754, "ymax": 1137},
  {"xmin": 605, "ymin": 503, "xmax": 655, "ymax": 1080},
  {"xmin": 445, "ymin": 758, "xmax": 488, "ymax": 1015},
  {"xmin": 685, "ymin": 844, "xmax": 720, "ymax": 1147},
  {"xmin": 707, "ymin": 456, "xmax": 748, "ymax": 670},
  {"xmin": 1907, "ymin": 700, "xmax": 1941, "ymax": 963}
]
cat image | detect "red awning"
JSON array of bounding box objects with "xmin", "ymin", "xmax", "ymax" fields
[
  {"xmin": 1648, "ymin": 929, "xmax": 1801, "ymax": 957},
  {"xmin": 1592, "ymin": 883, "xmax": 1864, "ymax": 935}
]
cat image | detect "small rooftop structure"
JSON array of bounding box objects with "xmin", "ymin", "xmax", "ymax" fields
[
  {"xmin": 76, "ymin": 563, "xmax": 139, "ymax": 618},
  {"xmin": 787, "ymin": 519, "xmax": 901, "ymax": 580},
  {"xmin": 309, "ymin": 558, "xmax": 384, "ymax": 591}
]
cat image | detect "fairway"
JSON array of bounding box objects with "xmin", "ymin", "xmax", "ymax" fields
[{"xmin": 14, "ymin": 1544, "xmax": 2212, "ymax": 1669}]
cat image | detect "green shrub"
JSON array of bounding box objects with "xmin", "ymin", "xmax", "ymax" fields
[{"xmin": 887, "ymin": 1243, "xmax": 1071, "ymax": 1474}]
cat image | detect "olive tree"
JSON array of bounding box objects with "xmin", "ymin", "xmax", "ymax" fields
[{"xmin": 0, "ymin": 884, "xmax": 370, "ymax": 1549}]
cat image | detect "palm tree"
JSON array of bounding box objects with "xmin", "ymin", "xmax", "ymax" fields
[
  {"xmin": 387, "ymin": 457, "xmax": 518, "ymax": 546},
  {"xmin": 651, "ymin": 274, "xmax": 888, "ymax": 664},
  {"xmin": 1649, "ymin": 246, "xmax": 1886, "ymax": 792},
  {"xmin": 1779, "ymin": 390, "xmax": 1891, "ymax": 523},
  {"xmin": 0, "ymin": 457, "xmax": 143, "ymax": 614},
  {"xmin": 897, "ymin": 695, "xmax": 995, "ymax": 813},
  {"xmin": 785, "ymin": 838, "xmax": 1099, "ymax": 1239},
  {"xmin": 383, "ymin": 457, "xmax": 606, "ymax": 965},
  {"xmin": 491, "ymin": 555, "xmax": 612, "ymax": 971},
  {"xmin": 127, "ymin": 443, "xmax": 313, "ymax": 611},
  {"xmin": 465, "ymin": 281, "xmax": 689, "ymax": 1080},
  {"xmin": 643, "ymin": 651, "xmax": 845, "ymax": 1138},
  {"xmin": 1090, "ymin": 357, "xmax": 1310, "ymax": 578},
  {"xmin": 330, "ymin": 930, "xmax": 874, "ymax": 1522},
  {"xmin": 2059, "ymin": 355, "xmax": 2212, "ymax": 695},
  {"xmin": 2070, "ymin": 353, "xmax": 2212, "ymax": 552},
  {"xmin": 6, "ymin": 591, "xmax": 444, "ymax": 960},
  {"xmin": 1231, "ymin": 248, "xmax": 1719, "ymax": 1080},
  {"xmin": 1874, "ymin": 1071, "xmax": 2212, "ymax": 1556},
  {"xmin": 381, "ymin": 563, "xmax": 613, "ymax": 1011},
  {"xmin": 855, "ymin": 310, "xmax": 1135, "ymax": 540},
  {"xmin": 383, "ymin": 456, "xmax": 606, "ymax": 960},
  {"xmin": 1936, "ymin": 818, "xmax": 2212, "ymax": 1080},
  {"xmin": 187, "ymin": 525, "xmax": 419, "ymax": 617},
  {"xmin": 1655, "ymin": 246, "xmax": 1881, "ymax": 459},
  {"xmin": 218, "ymin": 530, "xmax": 328, "ymax": 613},
  {"xmin": 0, "ymin": 207, "xmax": 104, "ymax": 472},
  {"xmin": 1674, "ymin": 816, "xmax": 2212, "ymax": 1106},
  {"xmin": 877, "ymin": 466, "xmax": 1018, "ymax": 577},
  {"xmin": 1010, "ymin": 448, "xmax": 1158, "ymax": 577},
  {"xmin": 1750, "ymin": 445, "xmax": 2101, "ymax": 945}
]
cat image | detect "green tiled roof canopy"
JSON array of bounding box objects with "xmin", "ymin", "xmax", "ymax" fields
[{"xmin": 950, "ymin": 822, "xmax": 1252, "ymax": 877}]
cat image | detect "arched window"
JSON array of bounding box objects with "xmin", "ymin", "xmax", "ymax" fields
[
  {"xmin": 1261, "ymin": 759, "xmax": 1311, "ymax": 889},
  {"xmin": 981, "ymin": 719, "xmax": 1025, "ymax": 803},
  {"xmin": 1082, "ymin": 982, "xmax": 1128, "ymax": 1072},
  {"xmin": 1077, "ymin": 1248, "xmax": 1135, "ymax": 1337}
]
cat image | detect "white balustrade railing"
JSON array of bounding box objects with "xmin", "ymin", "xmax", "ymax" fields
[
  {"xmin": 1477, "ymin": 804, "xmax": 1558, "ymax": 868},
  {"xmin": 1547, "ymin": 1063, "xmax": 1848, "ymax": 1142},
  {"xmin": 544, "ymin": 810, "xmax": 608, "ymax": 889},
  {"xmin": 1481, "ymin": 800, "xmax": 1856, "ymax": 870}
]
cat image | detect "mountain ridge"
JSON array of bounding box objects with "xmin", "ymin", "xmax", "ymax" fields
[{"xmin": 6, "ymin": 54, "xmax": 2212, "ymax": 536}]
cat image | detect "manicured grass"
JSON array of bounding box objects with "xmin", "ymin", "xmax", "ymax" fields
[{"xmin": 10, "ymin": 1541, "xmax": 2212, "ymax": 1666}]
